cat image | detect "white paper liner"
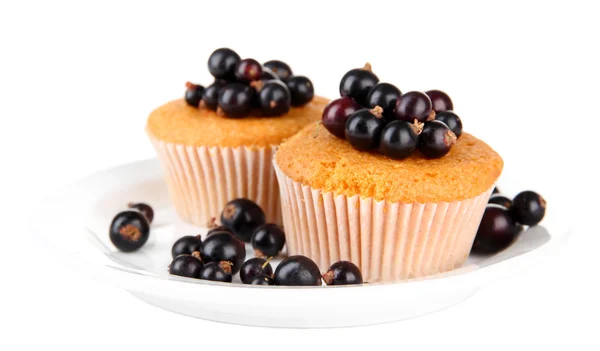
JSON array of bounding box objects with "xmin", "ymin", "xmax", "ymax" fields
[
  {"xmin": 274, "ymin": 161, "xmax": 493, "ymax": 282},
  {"xmin": 149, "ymin": 132, "xmax": 281, "ymax": 226}
]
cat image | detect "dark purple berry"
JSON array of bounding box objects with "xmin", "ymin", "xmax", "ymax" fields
[
  {"xmin": 220, "ymin": 198, "xmax": 266, "ymax": 242},
  {"xmin": 169, "ymin": 254, "xmax": 203, "ymax": 278},
  {"xmin": 472, "ymin": 205, "xmax": 520, "ymax": 253},
  {"xmin": 260, "ymin": 67, "xmax": 279, "ymax": 81},
  {"xmin": 240, "ymin": 257, "xmax": 274, "ymax": 284},
  {"xmin": 263, "ymin": 60, "xmax": 293, "ymax": 81},
  {"xmin": 511, "ymin": 191, "xmax": 546, "ymax": 226},
  {"xmin": 206, "ymin": 226, "xmax": 234, "ymax": 237},
  {"xmin": 218, "ymin": 83, "xmax": 253, "ymax": 118},
  {"xmin": 395, "ymin": 91, "xmax": 433, "ymax": 123},
  {"xmin": 109, "ymin": 211, "xmax": 150, "ymax": 252},
  {"xmin": 234, "ymin": 58, "xmax": 262, "ymax": 82},
  {"xmin": 321, "ymin": 97, "xmax": 362, "ymax": 139},
  {"xmin": 379, "ymin": 120, "xmax": 420, "ymax": 160},
  {"xmin": 339, "ymin": 63, "xmax": 379, "ymax": 105},
  {"xmin": 202, "ymin": 80, "xmax": 227, "ymax": 110},
  {"xmin": 418, "ymin": 120, "xmax": 456, "ymax": 158},
  {"xmin": 127, "ymin": 202, "xmax": 154, "ymax": 223},
  {"xmin": 488, "ymin": 194, "xmax": 513, "ymax": 210},
  {"xmin": 322, "ymin": 261, "xmax": 363, "ymax": 285},
  {"xmin": 171, "ymin": 235, "xmax": 203, "ymax": 259},
  {"xmin": 184, "ymin": 82, "xmax": 204, "ymax": 107},
  {"xmin": 426, "ymin": 90, "xmax": 454, "ymax": 112},
  {"xmin": 366, "ymin": 82, "xmax": 401, "ymax": 118},
  {"xmin": 286, "ymin": 76, "xmax": 314, "ymax": 106},
  {"xmin": 208, "ymin": 48, "xmax": 241, "ymax": 81},
  {"xmin": 199, "ymin": 261, "xmax": 233, "ymax": 283},
  {"xmin": 256, "ymin": 80, "xmax": 291, "ymax": 116},
  {"xmin": 200, "ymin": 232, "xmax": 246, "ymax": 274},
  {"xmin": 250, "ymin": 274, "xmax": 274, "ymax": 285},
  {"xmin": 273, "ymin": 255, "xmax": 322, "ymax": 286},
  {"xmin": 251, "ymin": 224, "xmax": 285, "ymax": 257},
  {"xmin": 435, "ymin": 111, "xmax": 463, "ymax": 138},
  {"xmin": 345, "ymin": 107, "xmax": 386, "ymax": 151}
]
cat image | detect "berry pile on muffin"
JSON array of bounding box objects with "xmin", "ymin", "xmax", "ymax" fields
[
  {"xmin": 322, "ymin": 63, "xmax": 463, "ymax": 159},
  {"xmin": 185, "ymin": 48, "xmax": 314, "ymax": 118}
]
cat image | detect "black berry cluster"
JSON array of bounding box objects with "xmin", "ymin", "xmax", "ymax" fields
[
  {"xmin": 322, "ymin": 63, "xmax": 463, "ymax": 159},
  {"xmin": 109, "ymin": 202, "xmax": 154, "ymax": 252},
  {"xmin": 472, "ymin": 189, "xmax": 547, "ymax": 254},
  {"xmin": 184, "ymin": 48, "xmax": 314, "ymax": 118}
]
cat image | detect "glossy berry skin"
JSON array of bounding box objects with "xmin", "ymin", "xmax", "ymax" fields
[
  {"xmin": 251, "ymin": 223, "xmax": 286, "ymax": 257},
  {"xmin": 418, "ymin": 120, "xmax": 456, "ymax": 158},
  {"xmin": 234, "ymin": 58, "xmax": 263, "ymax": 82},
  {"xmin": 511, "ymin": 191, "xmax": 546, "ymax": 226},
  {"xmin": 169, "ymin": 254, "xmax": 203, "ymax": 278},
  {"xmin": 339, "ymin": 66, "xmax": 379, "ymax": 106},
  {"xmin": 221, "ymin": 198, "xmax": 266, "ymax": 242},
  {"xmin": 472, "ymin": 205, "xmax": 520, "ymax": 253},
  {"xmin": 208, "ymin": 48, "xmax": 241, "ymax": 81},
  {"xmin": 250, "ymin": 274, "xmax": 275, "ymax": 285},
  {"xmin": 395, "ymin": 91, "xmax": 433, "ymax": 123},
  {"xmin": 263, "ymin": 60, "xmax": 293, "ymax": 81},
  {"xmin": 273, "ymin": 255, "xmax": 322, "ymax": 286},
  {"xmin": 345, "ymin": 108, "xmax": 386, "ymax": 151},
  {"xmin": 322, "ymin": 261, "xmax": 363, "ymax": 285},
  {"xmin": 199, "ymin": 262, "xmax": 232, "ymax": 283},
  {"xmin": 257, "ymin": 80, "xmax": 291, "ymax": 116},
  {"xmin": 425, "ymin": 90, "xmax": 454, "ymax": 112},
  {"xmin": 202, "ymin": 81, "xmax": 226, "ymax": 110},
  {"xmin": 109, "ymin": 211, "xmax": 150, "ymax": 252},
  {"xmin": 200, "ymin": 232, "xmax": 246, "ymax": 274},
  {"xmin": 260, "ymin": 67, "xmax": 279, "ymax": 81},
  {"xmin": 321, "ymin": 97, "xmax": 362, "ymax": 139},
  {"xmin": 206, "ymin": 226, "xmax": 234, "ymax": 237},
  {"xmin": 184, "ymin": 83, "xmax": 204, "ymax": 108},
  {"xmin": 366, "ymin": 83, "xmax": 401, "ymax": 118},
  {"xmin": 488, "ymin": 194, "xmax": 513, "ymax": 210},
  {"xmin": 240, "ymin": 257, "xmax": 274, "ymax": 284},
  {"xmin": 171, "ymin": 235, "xmax": 203, "ymax": 259},
  {"xmin": 435, "ymin": 111, "xmax": 463, "ymax": 138},
  {"xmin": 127, "ymin": 202, "xmax": 154, "ymax": 223},
  {"xmin": 218, "ymin": 83, "xmax": 254, "ymax": 118},
  {"xmin": 286, "ymin": 76, "xmax": 314, "ymax": 106},
  {"xmin": 379, "ymin": 120, "xmax": 419, "ymax": 160}
]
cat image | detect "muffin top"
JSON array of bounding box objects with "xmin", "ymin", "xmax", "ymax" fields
[
  {"xmin": 276, "ymin": 122, "xmax": 503, "ymax": 203},
  {"xmin": 146, "ymin": 96, "xmax": 329, "ymax": 148}
]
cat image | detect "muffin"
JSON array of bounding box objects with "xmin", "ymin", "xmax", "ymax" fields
[
  {"xmin": 274, "ymin": 122, "xmax": 503, "ymax": 282},
  {"xmin": 147, "ymin": 48, "xmax": 328, "ymax": 228}
]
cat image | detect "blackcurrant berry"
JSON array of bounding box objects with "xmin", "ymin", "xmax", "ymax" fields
[
  {"xmin": 511, "ymin": 191, "xmax": 546, "ymax": 226},
  {"xmin": 395, "ymin": 91, "xmax": 433, "ymax": 123},
  {"xmin": 255, "ymin": 80, "xmax": 291, "ymax": 117},
  {"xmin": 379, "ymin": 120, "xmax": 421, "ymax": 160},
  {"xmin": 169, "ymin": 254, "xmax": 203, "ymax": 278},
  {"xmin": 218, "ymin": 82, "xmax": 254, "ymax": 118},
  {"xmin": 208, "ymin": 48, "xmax": 241, "ymax": 81},
  {"xmin": 321, "ymin": 97, "xmax": 362, "ymax": 139},
  {"xmin": 488, "ymin": 194, "xmax": 513, "ymax": 210},
  {"xmin": 260, "ymin": 67, "xmax": 279, "ymax": 81},
  {"xmin": 339, "ymin": 63, "xmax": 379, "ymax": 106},
  {"xmin": 184, "ymin": 82, "xmax": 204, "ymax": 108},
  {"xmin": 109, "ymin": 210, "xmax": 150, "ymax": 252},
  {"xmin": 418, "ymin": 120, "xmax": 457, "ymax": 158},
  {"xmin": 366, "ymin": 82, "xmax": 401, "ymax": 118},
  {"xmin": 206, "ymin": 226, "xmax": 234, "ymax": 237},
  {"xmin": 221, "ymin": 198, "xmax": 266, "ymax": 242},
  {"xmin": 239, "ymin": 257, "xmax": 274, "ymax": 284},
  {"xmin": 202, "ymin": 80, "xmax": 227, "ymax": 110},
  {"xmin": 274, "ymin": 255, "xmax": 322, "ymax": 286},
  {"xmin": 251, "ymin": 223, "xmax": 285, "ymax": 257},
  {"xmin": 171, "ymin": 235, "xmax": 203, "ymax": 259},
  {"xmin": 250, "ymin": 274, "xmax": 274, "ymax": 285},
  {"xmin": 345, "ymin": 106, "xmax": 386, "ymax": 151},
  {"xmin": 472, "ymin": 205, "xmax": 520, "ymax": 253},
  {"xmin": 199, "ymin": 261, "xmax": 233, "ymax": 283},
  {"xmin": 234, "ymin": 58, "xmax": 263, "ymax": 82},
  {"xmin": 263, "ymin": 60, "xmax": 293, "ymax": 81},
  {"xmin": 200, "ymin": 232, "xmax": 246, "ymax": 274},
  {"xmin": 286, "ymin": 76, "xmax": 314, "ymax": 106},
  {"xmin": 435, "ymin": 111, "xmax": 463, "ymax": 138},
  {"xmin": 322, "ymin": 261, "xmax": 363, "ymax": 285},
  {"xmin": 425, "ymin": 90, "xmax": 454, "ymax": 112},
  {"xmin": 127, "ymin": 202, "xmax": 154, "ymax": 223}
]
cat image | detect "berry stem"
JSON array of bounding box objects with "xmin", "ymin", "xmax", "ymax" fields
[
  {"xmin": 206, "ymin": 217, "xmax": 218, "ymax": 229},
  {"xmin": 185, "ymin": 81, "xmax": 195, "ymax": 89},
  {"xmin": 427, "ymin": 110, "xmax": 436, "ymax": 121},
  {"xmin": 261, "ymin": 256, "xmax": 273, "ymax": 269},
  {"xmin": 191, "ymin": 251, "xmax": 203, "ymax": 262},
  {"xmin": 445, "ymin": 130, "xmax": 458, "ymax": 145},
  {"xmin": 250, "ymin": 80, "xmax": 264, "ymax": 91},
  {"xmin": 362, "ymin": 62, "xmax": 372, "ymax": 72},
  {"xmin": 321, "ymin": 270, "xmax": 334, "ymax": 285},
  {"xmin": 370, "ymin": 106, "xmax": 384, "ymax": 118},
  {"xmin": 411, "ymin": 120, "xmax": 424, "ymax": 135},
  {"xmin": 219, "ymin": 261, "xmax": 233, "ymax": 274}
]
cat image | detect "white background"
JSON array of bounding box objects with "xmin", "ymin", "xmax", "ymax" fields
[{"xmin": 1, "ymin": 0, "xmax": 599, "ymax": 350}]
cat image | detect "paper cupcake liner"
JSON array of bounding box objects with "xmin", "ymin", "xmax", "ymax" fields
[
  {"xmin": 274, "ymin": 161, "xmax": 493, "ymax": 282},
  {"xmin": 149, "ymin": 132, "xmax": 281, "ymax": 226}
]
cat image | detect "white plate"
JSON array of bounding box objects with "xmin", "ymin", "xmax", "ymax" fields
[{"xmin": 32, "ymin": 159, "xmax": 571, "ymax": 328}]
